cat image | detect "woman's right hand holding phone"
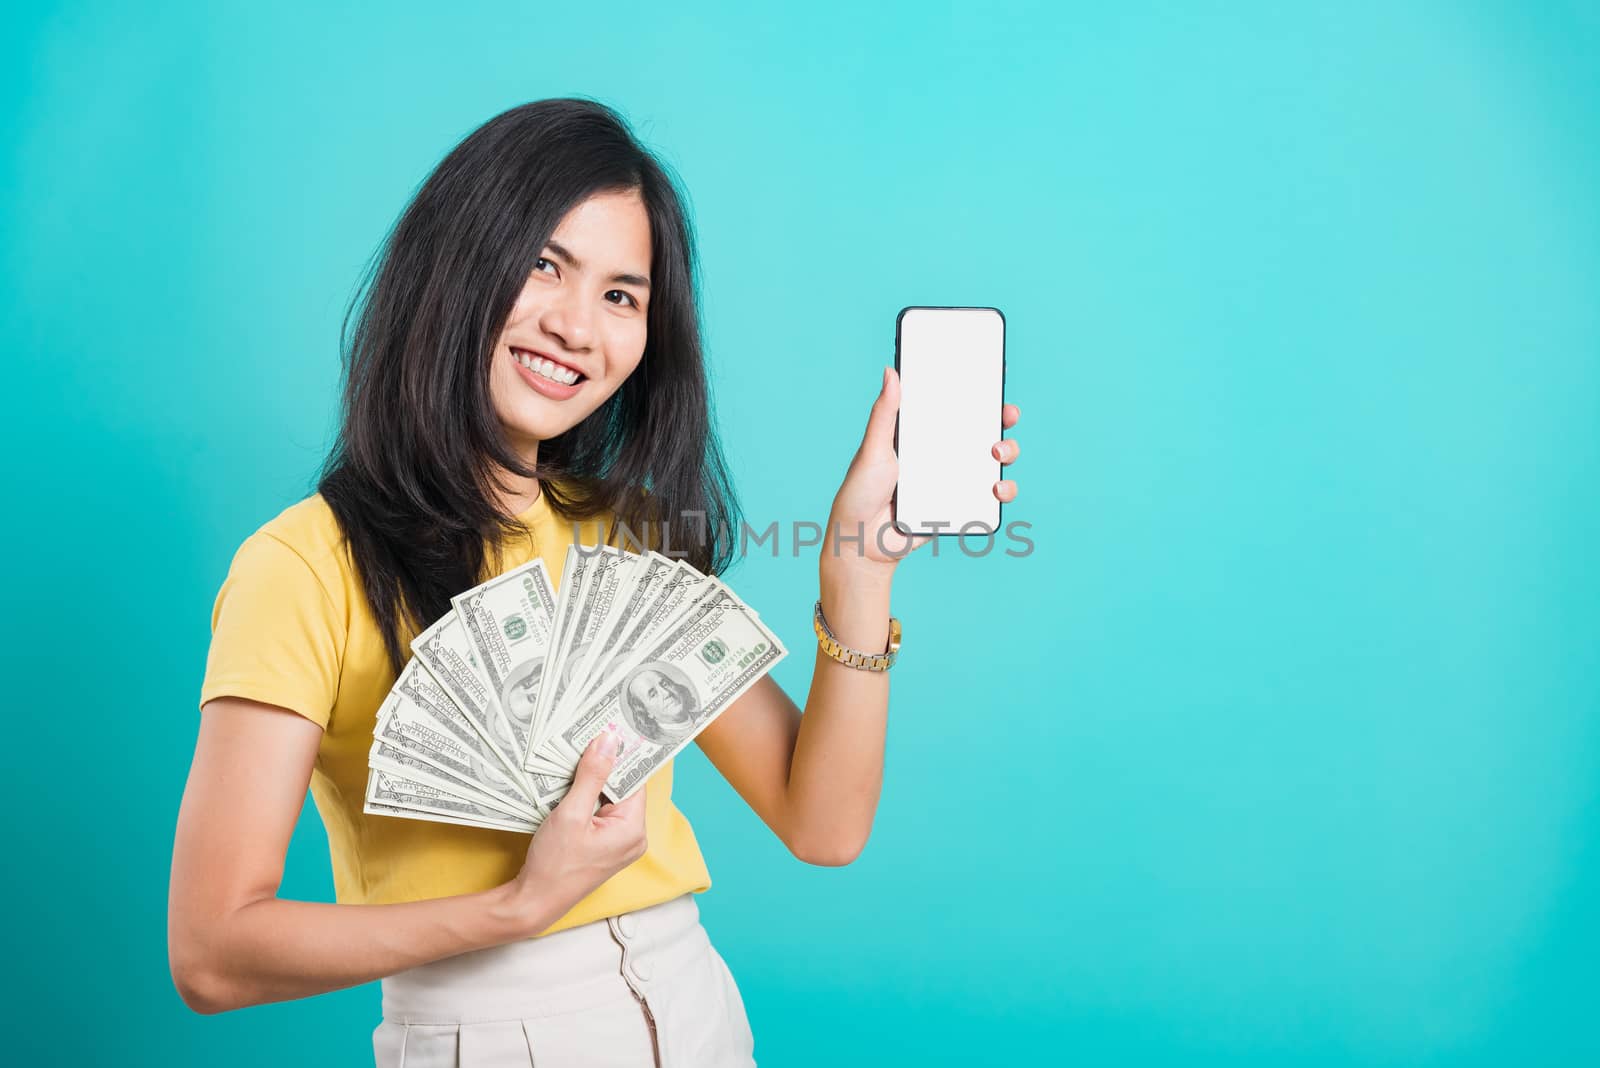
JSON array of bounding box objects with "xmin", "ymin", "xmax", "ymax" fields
[{"xmin": 508, "ymin": 733, "xmax": 648, "ymax": 929}]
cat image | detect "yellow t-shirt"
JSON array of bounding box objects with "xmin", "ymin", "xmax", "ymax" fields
[{"xmin": 197, "ymin": 489, "xmax": 711, "ymax": 935}]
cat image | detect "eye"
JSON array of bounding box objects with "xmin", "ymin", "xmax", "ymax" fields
[
  {"xmin": 605, "ymin": 289, "xmax": 640, "ymax": 309},
  {"xmin": 533, "ymin": 256, "xmax": 557, "ymax": 276}
]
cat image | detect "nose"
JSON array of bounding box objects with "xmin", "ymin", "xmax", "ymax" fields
[{"xmin": 539, "ymin": 287, "xmax": 595, "ymax": 353}]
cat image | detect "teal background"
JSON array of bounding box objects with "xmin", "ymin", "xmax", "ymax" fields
[{"xmin": 4, "ymin": 1, "xmax": 1597, "ymax": 1064}]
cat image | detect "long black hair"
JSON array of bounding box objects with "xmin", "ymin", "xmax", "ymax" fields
[{"xmin": 316, "ymin": 98, "xmax": 741, "ymax": 677}]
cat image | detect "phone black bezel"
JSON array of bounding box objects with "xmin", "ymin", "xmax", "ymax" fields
[{"xmin": 891, "ymin": 305, "xmax": 1008, "ymax": 538}]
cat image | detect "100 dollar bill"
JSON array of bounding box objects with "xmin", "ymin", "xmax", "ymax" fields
[
  {"xmin": 410, "ymin": 610, "xmax": 534, "ymax": 797},
  {"xmin": 540, "ymin": 592, "xmax": 787, "ymax": 801},
  {"xmin": 370, "ymin": 660, "xmax": 541, "ymax": 820},
  {"xmin": 539, "ymin": 547, "xmax": 639, "ymax": 745},
  {"xmin": 363, "ymin": 768, "xmax": 537, "ymax": 833},
  {"xmin": 452, "ymin": 558, "xmax": 558, "ymax": 763}
]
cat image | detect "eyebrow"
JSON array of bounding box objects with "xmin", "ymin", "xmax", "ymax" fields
[{"xmin": 545, "ymin": 240, "xmax": 651, "ymax": 290}]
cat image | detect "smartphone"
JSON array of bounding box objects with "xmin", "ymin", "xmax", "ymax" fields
[{"xmin": 892, "ymin": 306, "xmax": 1007, "ymax": 537}]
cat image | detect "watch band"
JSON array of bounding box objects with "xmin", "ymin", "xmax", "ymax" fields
[{"xmin": 813, "ymin": 599, "xmax": 901, "ymax": 671}]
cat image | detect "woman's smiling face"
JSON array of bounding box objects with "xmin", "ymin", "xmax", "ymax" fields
[{"xmin": 490, "ymin": 188, "xmax": 653, "ymax": 452}]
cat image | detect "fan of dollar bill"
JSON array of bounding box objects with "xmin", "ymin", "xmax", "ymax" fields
[{"xmin": 364, "ymin": 543, "xmax": 788, "ymax": 833}]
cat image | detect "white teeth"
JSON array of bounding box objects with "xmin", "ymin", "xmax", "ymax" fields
[{"xmin": 515, "ymin": 350, "xmax": 580, "ymax": 385}]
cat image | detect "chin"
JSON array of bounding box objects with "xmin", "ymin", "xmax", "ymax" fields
[
  {"xmin": 502, "ymin": 401, "xmax": 588, "ymax": 442},
  {"xmin": 502, "ymin": 418, "xmax": 568, "ymax": 444}
]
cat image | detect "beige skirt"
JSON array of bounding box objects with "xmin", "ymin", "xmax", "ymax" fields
[{"xmin": 373, "ymin": 893, "xmax": 756, "ymax": 1067}]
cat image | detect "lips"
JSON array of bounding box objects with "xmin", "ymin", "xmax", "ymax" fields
[{"xmin": 510, "ymin": 346, "xmax": 586, "ymax": 400}]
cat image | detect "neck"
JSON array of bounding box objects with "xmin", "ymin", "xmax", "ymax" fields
[
  {"xmin": 493, "ymin": 439, "xmax": 542, "ymax": 516},
  {"xmin": 497, "ymin": 478, "xmax": 542, "ymax": 516}
]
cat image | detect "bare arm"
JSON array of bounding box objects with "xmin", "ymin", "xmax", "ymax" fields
[
  {"xmin": 697, "ymin": 372, "xmax": 1022, "ymax": 865},
  {"xmin": 696, "ymin": 567, "xmax": 893, "ymax": 867},
  {"xmin": 168, "ymin": 697, "xmax": 642, "ymax": 1014}
]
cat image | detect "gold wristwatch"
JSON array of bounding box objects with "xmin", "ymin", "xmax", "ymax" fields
[{"xmin": 813, "ymin": 600, "xmax": 901, "ymax": 671}]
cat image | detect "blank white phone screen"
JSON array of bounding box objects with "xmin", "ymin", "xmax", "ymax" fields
[{"xmin": 894, "ymin": 307, "xmax": 1006, "ymax": 537}]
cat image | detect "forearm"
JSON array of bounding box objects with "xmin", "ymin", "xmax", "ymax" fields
[
  {"xmin": 784, "ymin": 556, "xmax": 896, "ymax": 863},
  {"xmin": 173, "ymin": 881, "xmax": 563, "ymax": 1014}
]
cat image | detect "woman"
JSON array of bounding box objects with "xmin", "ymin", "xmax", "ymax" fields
[{"xmin": 168, "ymin": 98, "xmax": 1022, "ymax": 1066}]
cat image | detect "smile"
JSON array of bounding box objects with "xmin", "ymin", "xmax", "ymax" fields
[
  {"xmin": 511, "ymin": 347, "xmax": 585, "ymax": 386},
  {"xmin": 510, "ymin": 347, "xmax": 588, "ymax": 401}
]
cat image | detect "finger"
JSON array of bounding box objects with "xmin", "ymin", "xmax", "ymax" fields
[
  {"xmin": 994, "ymin": 479, "xmax": 1018, "ymax": 502},
  {"xmin": 614, "ymin": 790, "xmax": 647, "ymax": 822},
  {"xmin": 596, "ymin": 792, "xmax": 646, "ymax": 830},
  {"xmin": 858, "ymin": 366, "xmax": 900, "ymax": 458},
  {"xmin": 597, "ymin": 785, "xmax": 645, "ymax": 816},
  {"xmin": 566, "ymin": 733, "xmax": 621, "ymax": 815},
  {"xmin": 1002, "ymin": 404, "xmax": 1020, "ymax": 429},
  {"xmin": 992, "ymin": 439, "xmax": 1020, "ymax": 465}
]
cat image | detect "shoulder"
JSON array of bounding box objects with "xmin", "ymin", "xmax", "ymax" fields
[
  {"xmin": 231, "ymin": 493, "xmax": 352, "ymax": 610},
  {"xmin": 256, "ymin": 493, "xmax": 343, "ymax": 556}
]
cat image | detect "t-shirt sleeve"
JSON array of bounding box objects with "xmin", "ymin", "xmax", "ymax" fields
[{"xmin": 198, "ymin": 531, "xmax": 345, "ymax": 729}]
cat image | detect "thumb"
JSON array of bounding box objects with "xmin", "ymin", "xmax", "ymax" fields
[
  {"xmin": 566, "ymin": 733, "xmax": 621, "ymax": 815},
  {"xmin": 857, "ymin": 365, "xmax": 900, "ymax": 460}
]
